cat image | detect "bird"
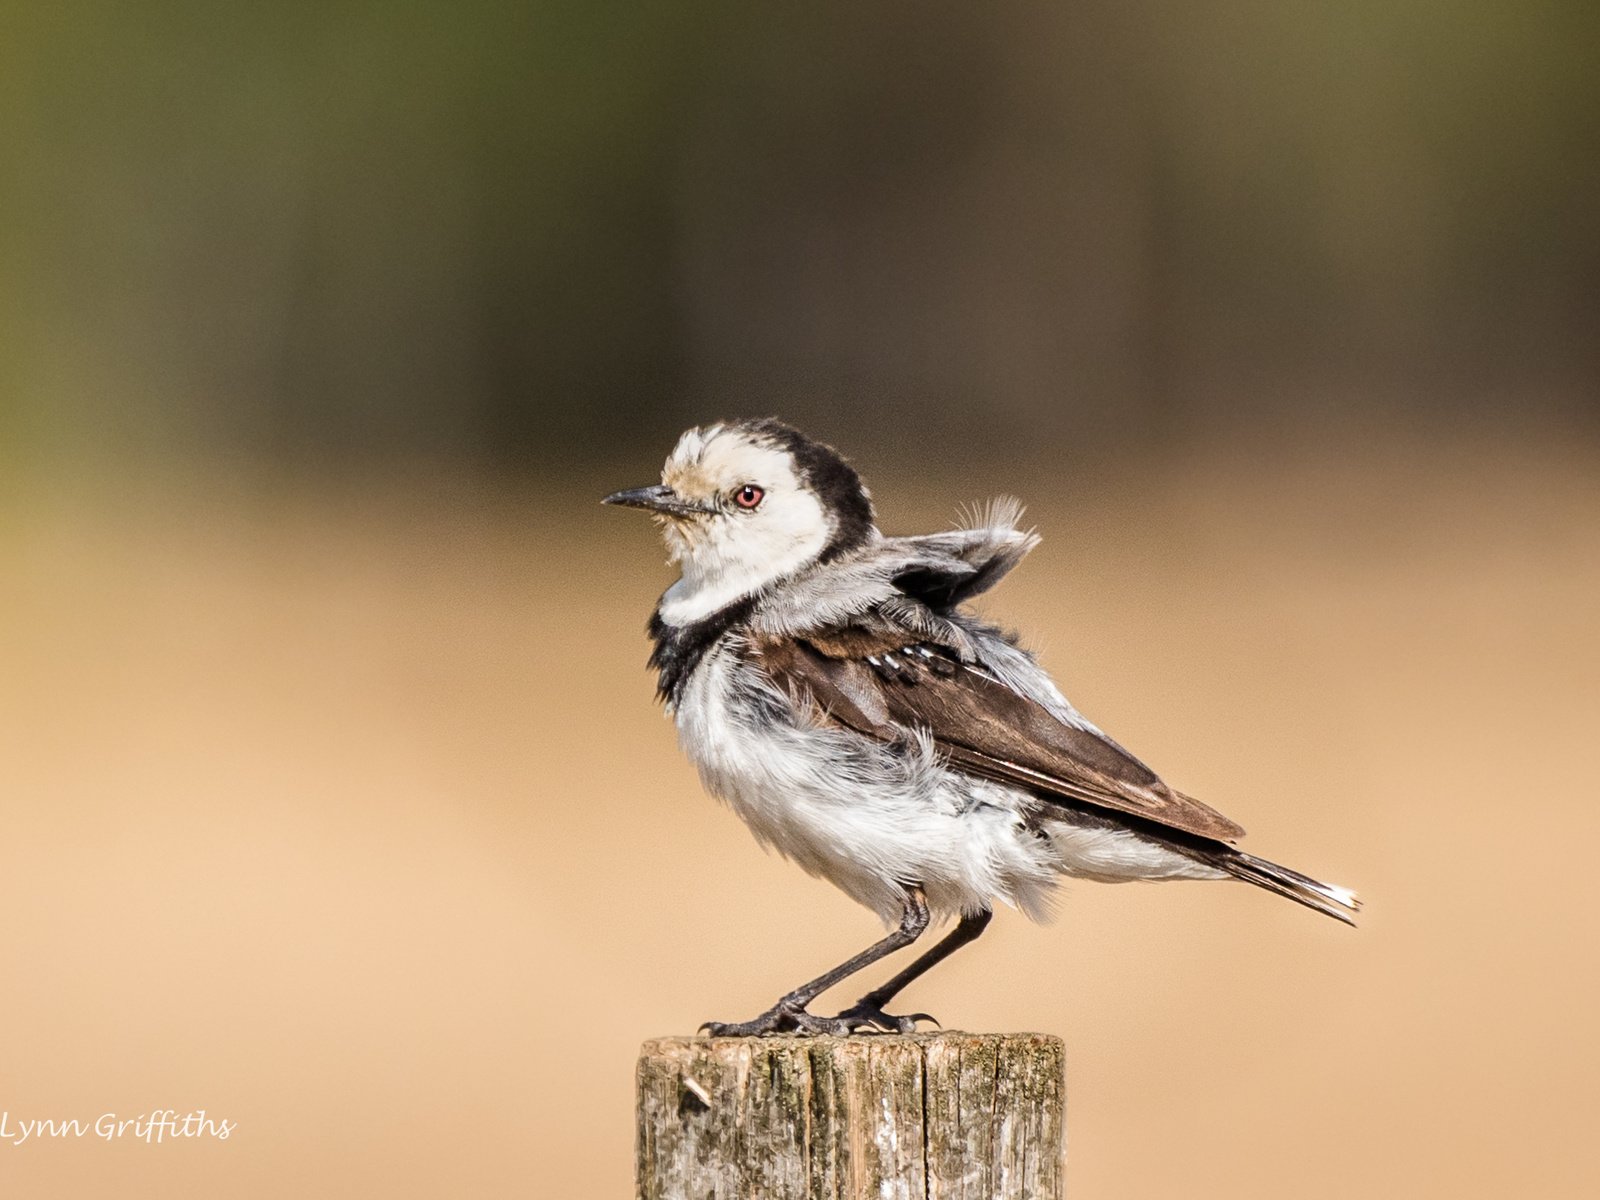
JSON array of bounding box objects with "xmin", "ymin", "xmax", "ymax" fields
[{"xmin": 603, "ymin": 417, "xmax": 1359, "ymax": 1036}]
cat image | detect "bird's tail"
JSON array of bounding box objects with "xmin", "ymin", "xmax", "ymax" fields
[{"xmin": 1217, "ymin": 851, "xmax": 1362, "ymax": 926}]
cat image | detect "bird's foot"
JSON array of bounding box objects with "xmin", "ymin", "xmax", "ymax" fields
[
  {"xmin": 699, "ymin": 999, "xmax": 848, "ymax": 1037},
  {"xmin": 830, "ymin": 1001, "xmax": 939, "ymax": 1034},
  {"xmin": 699, "ymin": 999, "xmax": 939, "ymax": 1037}
]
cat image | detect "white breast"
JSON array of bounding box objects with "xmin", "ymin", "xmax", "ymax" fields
[{"xmin": 672, "ymin": 642, "xmax": 1063, "ymax": 923}]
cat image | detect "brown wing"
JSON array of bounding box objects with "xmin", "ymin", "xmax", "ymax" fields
[{"xmin": 752, "ymin": 635, "xmax": 1245, "ymax": 842}]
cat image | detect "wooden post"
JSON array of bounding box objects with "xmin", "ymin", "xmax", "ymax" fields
[{"xmin": 637, "ymin": 1033, "xmax": 1065, "ymax": 1200}]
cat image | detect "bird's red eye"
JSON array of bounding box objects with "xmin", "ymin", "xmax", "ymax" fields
[{"xmin": 734, "ymin": 484, "xmax": 765, "ymax": 509}]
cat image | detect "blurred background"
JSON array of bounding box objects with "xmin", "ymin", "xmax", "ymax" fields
[{"xmin": 2, "ymin": 2, "xmax": 1597, "ymax": 1197}]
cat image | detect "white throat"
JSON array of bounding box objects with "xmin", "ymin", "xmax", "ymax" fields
[
  {"xmin": 658, "ymin": 570, "xmax": 762, "ymax": 626},
  {"xmin": 657, "ymin": 513, "xmax": 831, "ymax": 626}
]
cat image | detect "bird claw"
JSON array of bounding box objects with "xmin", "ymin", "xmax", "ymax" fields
[
  {"xmin": 699, "ymin": 1001, "xmax": 836, "ymax": 1037},
  {"xmin": 830, "ymin": 1002, "xmax": 940, "ymax": 1034},
  {"xmin": 699, "ymin": 997, "xmax": 941, "ymax": 1037}
]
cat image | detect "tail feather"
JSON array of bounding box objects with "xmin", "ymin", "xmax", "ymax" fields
[{"xmin": 1220, "ymin": 851, "xmax": 1362, "ymax": 926}]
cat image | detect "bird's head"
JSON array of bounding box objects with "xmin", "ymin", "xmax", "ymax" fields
[{"xmin": 603, "ymin": 418, "xmax": 876, "ymax": 624}]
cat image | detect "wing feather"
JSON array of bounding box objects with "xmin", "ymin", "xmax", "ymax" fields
[{"xmin": 752, "ymin": 635, "xmax": 1245, "ymax": 843}]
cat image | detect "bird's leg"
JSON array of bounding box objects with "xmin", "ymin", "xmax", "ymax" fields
[
  {"xmin": 831, "ymin": 908, "xmax": 992, "ymax": 1033},
  {"xmin": 700, "ymin": 888, "xmax": 930, "ymax": 1037}
]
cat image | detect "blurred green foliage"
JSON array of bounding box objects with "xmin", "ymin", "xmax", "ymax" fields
[{"xmin": 2, "ymin": 1, "xmax": 1595, "ymax": 472}]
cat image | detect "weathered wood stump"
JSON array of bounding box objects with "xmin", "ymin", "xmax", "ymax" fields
[{"xmin": 637, "ymin": 1033, "xmax": 1064, "ymax": 1200}]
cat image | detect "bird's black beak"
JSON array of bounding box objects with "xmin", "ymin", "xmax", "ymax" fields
[{"xmin": 601, "ymin": 484, "xmax": 708, "ymax": 517}]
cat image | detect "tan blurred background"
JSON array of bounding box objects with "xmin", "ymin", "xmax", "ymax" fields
[{"xmin": 3, "ymin": 3, "xmax": 1598, "ymax": 1197}]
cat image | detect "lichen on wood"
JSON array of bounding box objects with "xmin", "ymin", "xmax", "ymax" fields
[{"xmin": 637, "ymin": 1033, "xmax": 1064, "ymax": 1200}]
